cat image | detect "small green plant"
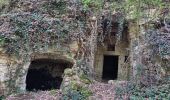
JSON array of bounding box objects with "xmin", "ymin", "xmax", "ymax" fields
[
  {"xmin": 115, "ymin": 81, "xmax": 170, "ymax": 100},
  {"xmin": 63, "ymin": 80, "xmax": 92, "ymax": 100},
  {"xmin": 81, "ymin": 0, "xmax": 91, "ymax": 8},
  {"xmin": 63, "ymin": 87, "xmax": 92, "ymax": 100},
  {"xmin": 49, "ymin": 89, "xmax": 57, "ymax": 96},
  {"xmin": 0, "ymin": 36, "xmax": 5, "ymax": 46},
  {"xmin": 79, "ymin": 74, "xmax": 92, "ymax": 84},
  {"xmin": 63, "ymin": 88, "xmax": 83, "ymax": 100},
  {"xmin": 81, "ymin": 0, "xmax": 103, "ymax": 11},
  {"xmin": 43, "ymin": 0, "xmax": 67, "ymax": 15}
]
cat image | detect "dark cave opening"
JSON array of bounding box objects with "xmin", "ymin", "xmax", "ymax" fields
[
  {"xmin": 102, "ymin": 55, "xmax": 119, "ymax": 81},
  {"xmin": 26, "ymin": 68, "xmax": 62, "ymax": 91},
  {"xmin": 26, "ymin": 59, "xmax": 72, "ymax": 91}
]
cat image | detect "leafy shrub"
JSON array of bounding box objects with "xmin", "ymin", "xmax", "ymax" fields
[
  {"xmin": 49, "ymin": 89, "xmax": 57, "ymax": 96},
  {"xmin": 43, "ymin": 0, "xmax": 67, "ymax": 14},
  {"xmin": 81, "ymin": 0, "xmax": 102, "ymax": 10},
  {"xmin": 63, "ymin": 81, "xmax": 92, "ymax": 100},
  {"xmin": 79, "ymin": 74, "xmax": 92, "ymax": 84},
  {"xmin": 64, "ymin": 68, "xmax": 75, "ymax": 76},
  {"xmin": 63, "ymin": 88, "xmax": 84, "ymax": 100},
  {"xmin": 115, "ymin": 81, "xmax": 170, "ymax": 100}
]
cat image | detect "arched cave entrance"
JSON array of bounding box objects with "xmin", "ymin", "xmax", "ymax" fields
[{"xmin": 26, "ymin": 59, "xmax": 73, "ymax": 91}]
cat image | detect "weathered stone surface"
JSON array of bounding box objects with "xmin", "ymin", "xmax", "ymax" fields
[
  {"xmin": 129, "ymin": 20, "xmax": 170, "ymax": 86},
  {"xmin": 0, "ymin": 51, "xmax": 76, "ymax": 95},
  {"xmin": 94, "ymin": 38, "xmax": 130, "ymax": 81},
  {"xmin": 0, "ymin": 0, "xmax": 169, "ymax": 96}
]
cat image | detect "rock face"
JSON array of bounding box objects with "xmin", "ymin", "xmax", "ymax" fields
[
  {"xmin": 0, "ymin": 0, "xmax": 95, "ymax": 95},
  {"xmin": 0, "ymin": 0, "xmax": 170, "ymax": 96},
  {"xmin": 94, "ymin": 35, "xmax": 130, "ymax": 81},
  {"xmin": 0, "ymin": 53, "xmax": 19, "ymax": 95},
  {"xmin": 129, "ymin": 21, "xmax": 170, "ymax": 86},
  {"xmin": 0, "ymin": 51, "xmax": 75, "ymax": 95}
]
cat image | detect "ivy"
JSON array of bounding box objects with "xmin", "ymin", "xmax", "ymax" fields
[
  {"xmin": 0, "ymin": 13, "xmax": 72, "ymax": 58},
  {"xmin": 82, "ymin": 0, "xmax": 91, "ymax": 8},
  {"xmin": 0, "ymin": 36, "xmax": 5, "ymax": 46},
  {"xmin": 43, "ymin": 0, "xmax": 67, "ymax": 15}
]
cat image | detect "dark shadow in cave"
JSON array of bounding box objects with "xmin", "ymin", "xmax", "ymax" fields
[
  {"xmin": 26, "ymin": 59, "xmax": 73, "ymax": 91},
  {"xmin": 102, "ymin": 55, "xmax": 119, "ymax": 81}
]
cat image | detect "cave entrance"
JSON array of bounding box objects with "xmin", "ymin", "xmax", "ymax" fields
[
  {"xmin": 26, "ymin": 59, "xmax": 73, "ymax": 91},
  {"xmin": 102, "ymin": 55, "xmax": 119, "ymax": 81}
]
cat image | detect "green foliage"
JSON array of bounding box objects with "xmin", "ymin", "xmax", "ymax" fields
[
  {"xmin": 64, "ymin": 68, "xmax": 76, "ymax": 76},
  {"xmin": 0, "ymin": 36, "xmax": 5, "ymax": 46},
  {"xmin": 49, "ymin": 89, "xmax": 58, "ymax": 96},
  {"xmin": 63, "ymin": 88, "xmax": 84, "ymax": 100},
  {"xmin": 110, "ymin": 0, "xmax": 166, "ymax": 20},
  {"xmin": 0, "ymin": 13, "xmax": 73, "ymax": 58},
  {"xmin": 0, "ymin": 0, "xmax": 9, "ymax": 8},
  {"xmin": 63, "ymin": 81, "xmax": 92, "ymax": 100},
  {"xmin": 115, "ymin": 82, "xmax": 170, "ymax": 100},
  {"xmin": 81, "ymin": 0, "xmax": 91, "ymax": 7},
  {"xmin": 97, "ymin": 0, "xmax": 169, "ymax": 20},
  {"xmin": 43, "ymin": 0, "xmax": 67, "ymax": 14},
  {"xmin": 79, "ymin": 74, "xmax": 92, "ymax": 84},
  {"xmin": 81, "ymin": 0, "xmax": 103, "ymax": 11}
]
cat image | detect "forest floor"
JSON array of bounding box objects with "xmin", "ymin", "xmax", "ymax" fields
[
  {"xmin": 89, "ymin": 82, "xmax": 116, "ymax": 100},
  {"xmin": 5, "ymin": 90, "xmax": 62, "ymax": 100},
  {"xmin": 4, "ymin": 80, "xmax": 170, "ymax": 100},
  {"xmin": 5, "ymin": 81, "xmax": 127, "ymax": 100},
  {"xmin": 5, "ymin": 83, "xmax": 116, "ymax": 100}
]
